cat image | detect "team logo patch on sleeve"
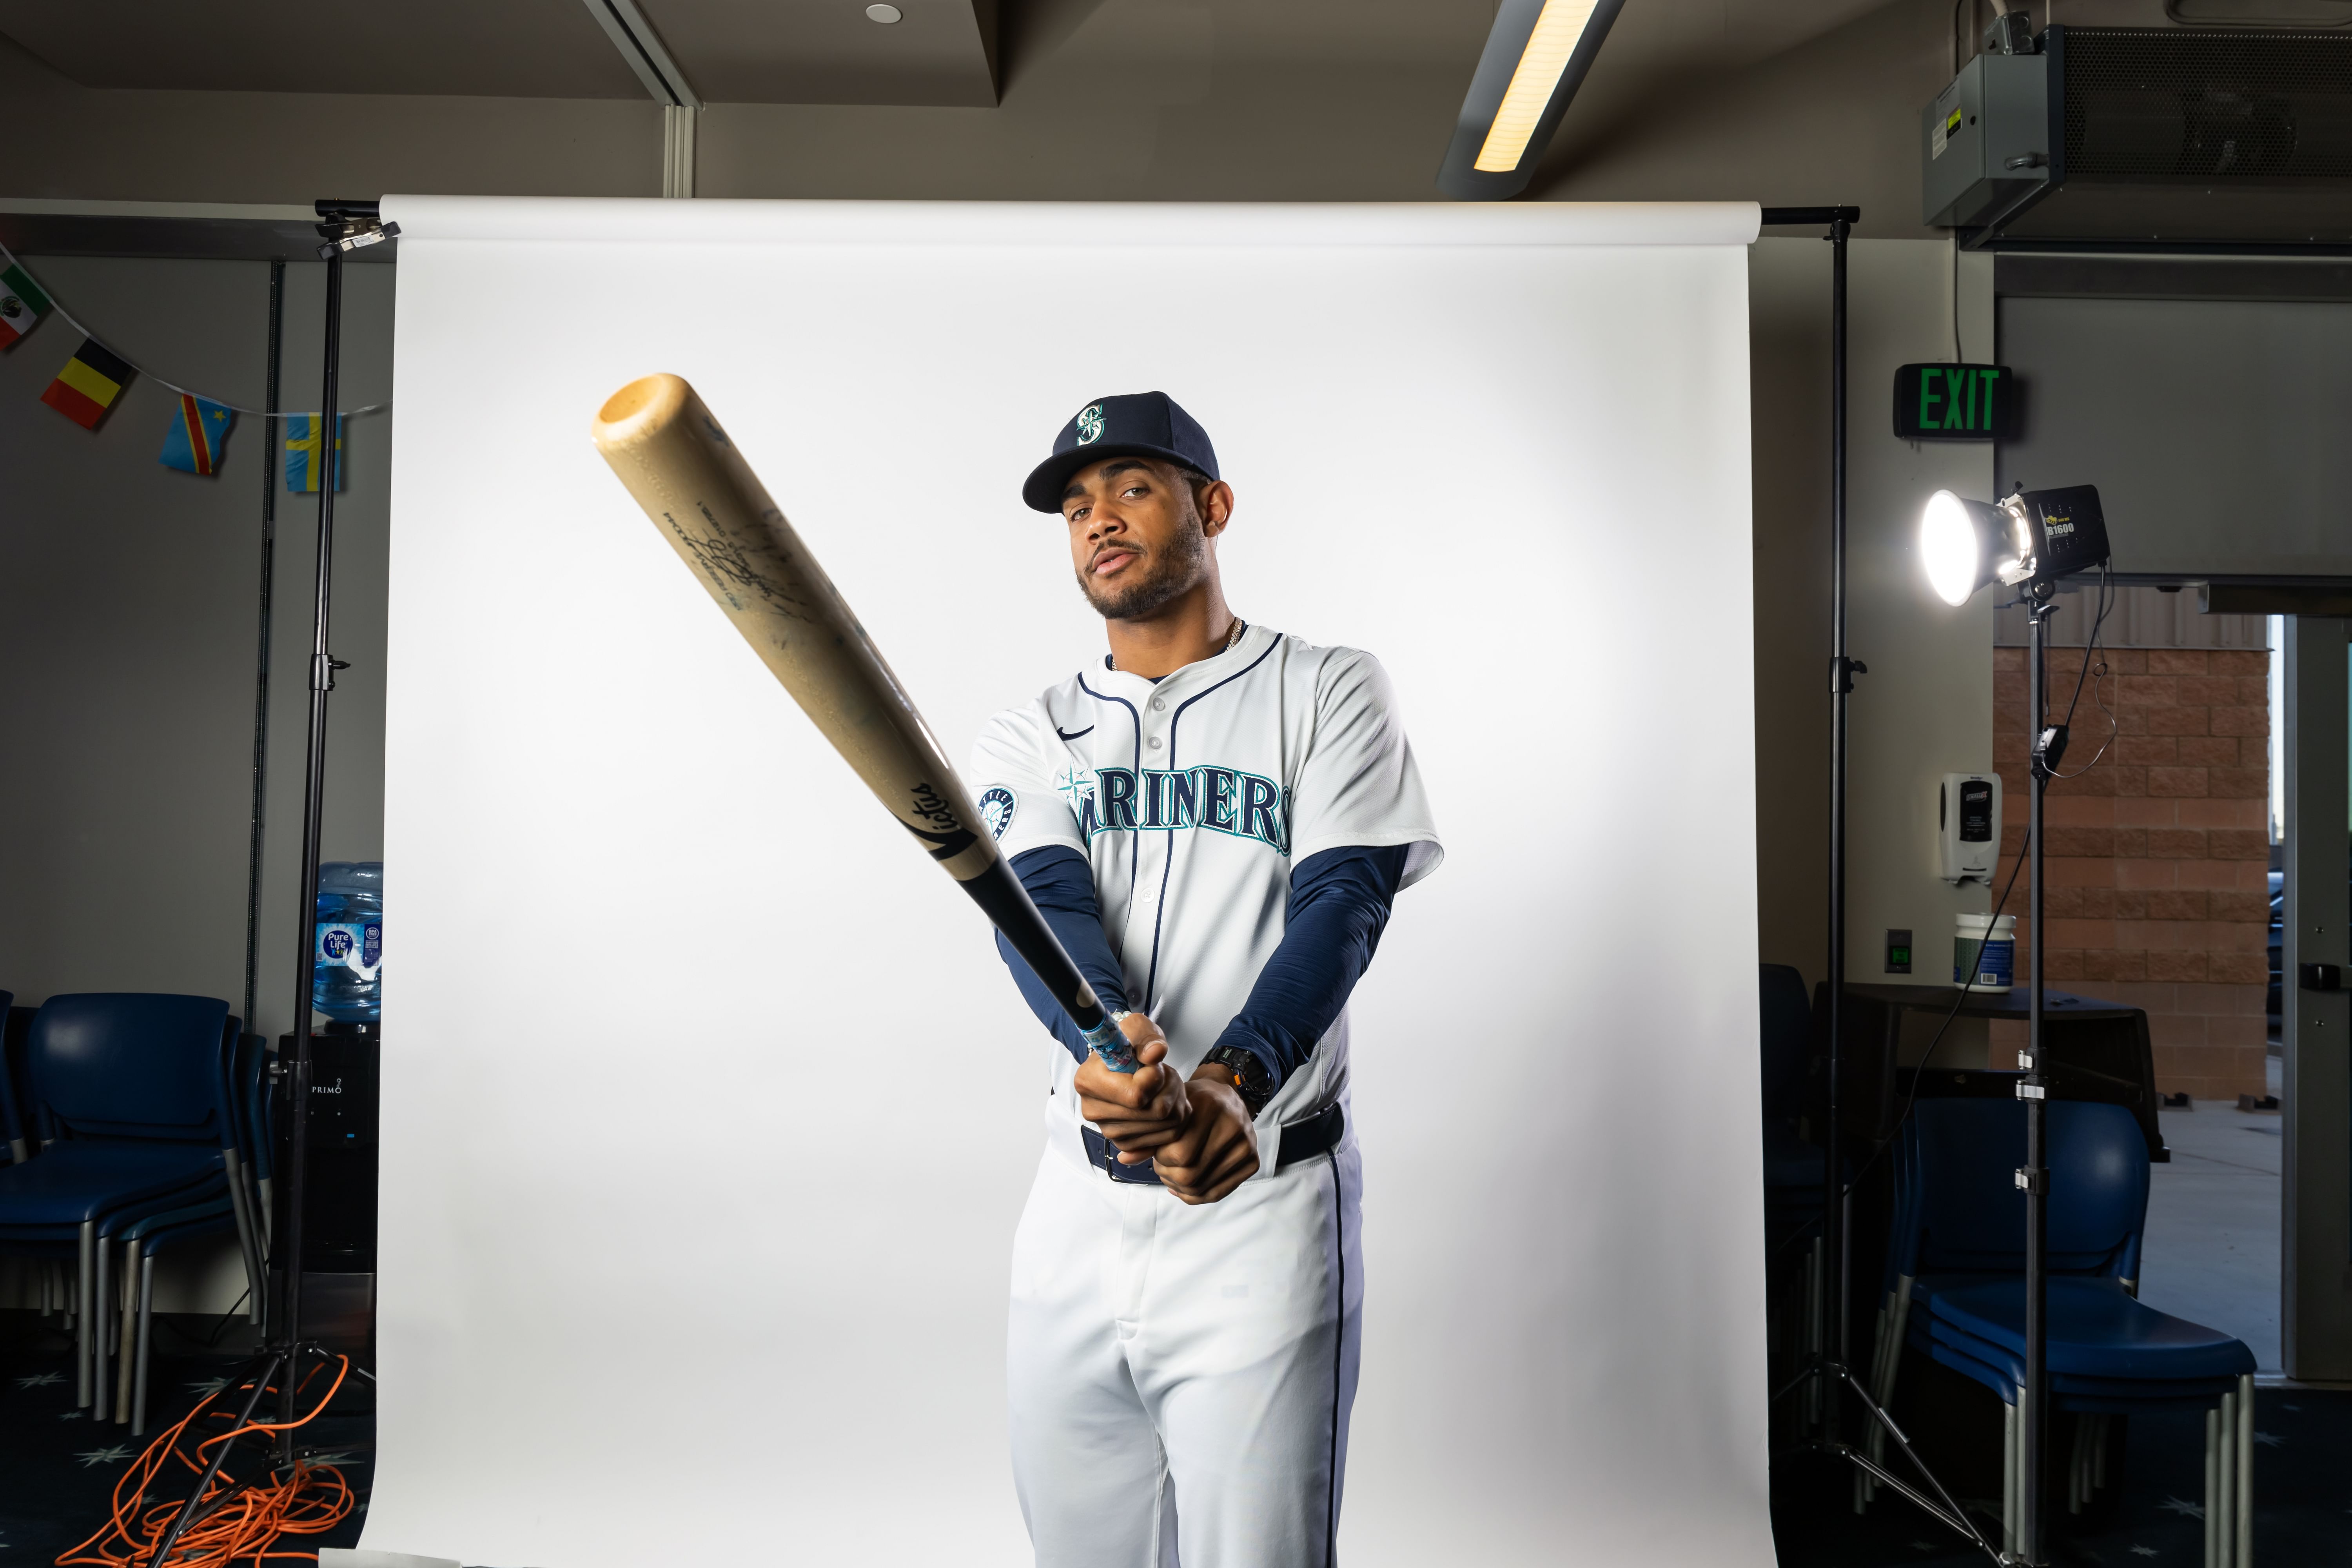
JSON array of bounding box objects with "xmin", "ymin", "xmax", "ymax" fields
[{"xmin": 979, "ymin": 787, "xmax": 1018, "ymax": 840}]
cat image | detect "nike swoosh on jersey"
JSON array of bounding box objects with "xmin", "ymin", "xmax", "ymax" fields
[{"xmin": 1055, "ymin": 725, "xmax": 1094, "ymax": 742}]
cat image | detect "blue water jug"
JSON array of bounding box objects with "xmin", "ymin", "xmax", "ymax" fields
[{"xmin": 313, "ymin": 861, "xmax": 383, "ymax": 1023}]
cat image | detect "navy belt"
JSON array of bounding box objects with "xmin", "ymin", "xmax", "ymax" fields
[{"xmin": 1082, "ymin": 1103, "xmax": 1345, "ymax": 1186}]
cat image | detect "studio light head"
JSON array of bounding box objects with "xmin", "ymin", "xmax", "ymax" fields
[{"xmin": 1919, "ymin": 484, "xmax": 2109, "ymax": 606}]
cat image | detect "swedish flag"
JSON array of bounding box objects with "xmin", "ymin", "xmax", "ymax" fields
[{"xmin": 285, "ymin": 413, "xmax": 345, "ymax": 493}]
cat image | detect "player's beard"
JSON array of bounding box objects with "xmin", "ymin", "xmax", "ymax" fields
[{"xmin": 1079, "ymin": 519, "xmax": 1209, "ymax": 622}]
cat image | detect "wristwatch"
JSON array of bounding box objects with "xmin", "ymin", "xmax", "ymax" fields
[{"xmin": 1202, "ymin": 1044, "xmax": 1276, "ymax": 1118}]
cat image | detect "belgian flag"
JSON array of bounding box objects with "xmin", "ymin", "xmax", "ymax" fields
[{"xmin": 42, "ymin": 337, "xmax": 132, "ymax": 429}]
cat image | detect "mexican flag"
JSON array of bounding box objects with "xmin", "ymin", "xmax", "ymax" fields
[{"xmin": 0, "ymin": 261, "xmax": 51, "ymax": 348}]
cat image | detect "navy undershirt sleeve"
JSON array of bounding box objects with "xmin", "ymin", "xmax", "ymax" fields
[
  {"xmin": 1210, "ymin": 842, "xmax": 1411, "ymax": 1093},
  {"xmin": 995, "ymin": 845, "xmax": 1131, "ymax": 1064}
]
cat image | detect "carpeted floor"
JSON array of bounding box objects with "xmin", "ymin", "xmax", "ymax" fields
[
  {"xmin": 8, "ymin": 1303, "xmax": 2345, "ymax": 1566},
  {"xmin": 1771, "ymin": 1376, "xmax": 2352, "ymax": 1566},
  {"xmin": 0, "ymin": 1310, "xmax": 373, "ymax": 1565}
]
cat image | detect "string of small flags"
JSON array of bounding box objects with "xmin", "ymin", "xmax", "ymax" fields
[{"xmin": 1, "ymin": 241, "xmax": 383, "ymax": 492}]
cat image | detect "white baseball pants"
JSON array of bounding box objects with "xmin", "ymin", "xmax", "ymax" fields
[{"xmin": 1007, "ymin": 1136, "xmax": 1364, "ymax": 1568}]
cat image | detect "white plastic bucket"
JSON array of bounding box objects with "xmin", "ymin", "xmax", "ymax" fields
[{"xmin": 1954, "ymin": 913, "xmax": 2017, "ymax": 991}]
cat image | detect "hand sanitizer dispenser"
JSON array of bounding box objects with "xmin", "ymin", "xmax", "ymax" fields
[{"xmin": 1940, "ymin": 773, "xmax": 2001, "ymax": 886}]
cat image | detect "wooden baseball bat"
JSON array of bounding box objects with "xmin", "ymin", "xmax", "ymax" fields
[{"xmin": 590, "ymin": 373, "xmax": 1136, "ymax": 1068}]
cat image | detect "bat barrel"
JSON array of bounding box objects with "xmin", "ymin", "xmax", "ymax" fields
[
  {"xmin": 590, "ymin": 373, "xmax": 997, "ymax": 882},
  {"xmin": 591, "ymin": 372, "xmax": 1122, "ymax": 1056}
]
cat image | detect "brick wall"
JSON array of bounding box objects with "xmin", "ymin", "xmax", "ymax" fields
[{"xmin": 1990, "ymin": 645, "xmax": 2271, "ymax": 1101}]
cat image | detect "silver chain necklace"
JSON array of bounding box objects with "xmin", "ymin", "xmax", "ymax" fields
[{"xmin": 1109, "ymin": 617, "xmax": 1245, "ymax": 673}]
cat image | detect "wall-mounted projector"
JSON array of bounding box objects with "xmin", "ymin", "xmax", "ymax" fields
[
  {"xmin": 1923, "ymin": 22, "xmax": 2352, "ymax": 245},
  {"xmin": 1941, "ymin": 772, "xmax": 2004, "ymax": 886}
]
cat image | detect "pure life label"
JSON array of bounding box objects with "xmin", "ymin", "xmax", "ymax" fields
[{"xmin": 316, "ymin": 920, "xmax": 383, "ymax": 978}]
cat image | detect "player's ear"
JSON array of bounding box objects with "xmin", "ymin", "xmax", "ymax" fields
[{"xmin": 1199, "ymin": 480, "xmax": 1234, "ymax": 536}]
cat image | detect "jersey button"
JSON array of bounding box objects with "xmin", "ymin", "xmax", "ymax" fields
[
  {"xmin": 1150, "ymin": 697, "xmax": 1166, "ymax": 711},
  {"xmin": 1147, "ymin": 736, "xmax": 1163, "ymax": 750}
]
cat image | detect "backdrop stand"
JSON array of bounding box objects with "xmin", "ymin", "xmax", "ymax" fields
[
  {"xmin": 1756, "ymin": 205, "xmax": 2004, "ymax": 1564},
  {"xmin": 145, "ymin": 200, "xmax": 395, "ymax": 1568},
  {"xmin": 240, "ymin": 260, "xmax": 285, "ymax": 1337}
]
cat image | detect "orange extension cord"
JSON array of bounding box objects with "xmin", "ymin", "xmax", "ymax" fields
[{"xmin": 56, "ymin": 1354, "xmax": 357, "ymax": 1568}]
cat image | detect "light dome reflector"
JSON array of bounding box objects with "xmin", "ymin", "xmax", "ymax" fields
[{"xmin": 1921, "ymin": 489, "xmax": 1991, "ymax": 607}]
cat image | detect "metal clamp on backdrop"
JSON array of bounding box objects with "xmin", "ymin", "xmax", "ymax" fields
[{"xmin": 316, "ymin": 199, "xmax": 400, "ymax": 260}]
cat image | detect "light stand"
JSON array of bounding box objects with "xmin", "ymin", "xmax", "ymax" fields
[
  {"xmin": 1758, "ymin": 205, "xmax": 2006, "ymax": 1564},
  {"xmin": 144, "ymin": 200, "xmax": 395, "ymax": 1568},
  {"xmin": 1918, "ymin": 482, "xmax": 2111, "ymax": 1568},
  {"xmin": 2018, "ymin": 575, "xmax": 2057, "ymax": 1567}
]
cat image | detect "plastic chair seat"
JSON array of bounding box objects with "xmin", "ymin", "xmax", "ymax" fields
[
  {"xmin": 1918, "ymin": 1327, "xmax": 2244, "ymax": 1410},
  {"xmin": 0, "ymin": 1143, "xmax": 225, "ymax": 1227},
  {"xmin": 1918, "ymin": 1276, "xmax": 2256, "ymax": 1382}
]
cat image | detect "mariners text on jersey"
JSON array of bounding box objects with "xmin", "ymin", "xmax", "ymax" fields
[
  {"xmin": 967, "ymin": 622, "xmax": 1441, "ymax": 1117},
  {"xmin": 1061, "ymin": 764, "xmax": 1290, "ymax": 852}
]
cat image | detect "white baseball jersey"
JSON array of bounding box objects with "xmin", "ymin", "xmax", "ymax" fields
[
  {"xmin": 967, "ymin": 622, "xmax": 1443, "ymax": 1140},
  {"xmin": 971, "ymin": 623, "xmax": 1439, "ymax": 1568}
]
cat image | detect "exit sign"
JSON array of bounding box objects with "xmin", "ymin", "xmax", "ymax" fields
[{"xmin": 1893, "ymin": 362, "xmax": 2017, "ymax": 441}]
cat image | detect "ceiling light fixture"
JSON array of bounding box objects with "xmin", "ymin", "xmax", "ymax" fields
[
  {"xmin": 866, "ymin": 4, "xmax": 903, "ymax": 20},
  {"xmin": 1437, "ymin": 0, "xmax": 1627, "ymax": 200}
]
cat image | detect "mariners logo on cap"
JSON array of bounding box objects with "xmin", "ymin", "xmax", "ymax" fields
[
  {"xmin": 1074, "ymin": 405, "xmax": 1104, "ymax": 445},
  {"xmin": 979, "ymin": 787, "xmax": 1017, "ymax": 840}
]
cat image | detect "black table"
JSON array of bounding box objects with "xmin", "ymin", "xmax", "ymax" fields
[{"xmin": 1825, "ymin": 982, "xmax": 2168, "ymax": 1161}]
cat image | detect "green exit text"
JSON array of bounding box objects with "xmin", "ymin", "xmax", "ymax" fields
[{"xmin": 1892, "ymin": 362, "xmax": 2015, "ymax": 441}]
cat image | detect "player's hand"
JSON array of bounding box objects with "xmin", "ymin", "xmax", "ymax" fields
[
  {"xmin": 1152, "ymin": 1069, "xmax": 1261, "ymax": 1204},
  {"xmin": 1075, "ymin": 1012, "xmax": 1189, "ymax": 1163}
]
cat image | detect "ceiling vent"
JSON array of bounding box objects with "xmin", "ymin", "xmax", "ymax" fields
[{"xmin": 1928, "ymin": 26, "xmax": 2352, "ymax": 246}]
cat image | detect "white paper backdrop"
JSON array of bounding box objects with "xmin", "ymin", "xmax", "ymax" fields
[{"xmin": 372, "ymin": 196, "xmax": 1769, "ymax": 1567}]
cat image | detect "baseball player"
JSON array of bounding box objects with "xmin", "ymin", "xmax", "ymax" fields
[{"xmin": 967, "ymin": 392, "xmax": 1442, "ymax": 1567}]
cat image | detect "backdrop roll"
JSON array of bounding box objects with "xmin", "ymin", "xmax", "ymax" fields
[{"xmin": 374, "ymin": 194, "xmax": 1769, "ymax": 1566}]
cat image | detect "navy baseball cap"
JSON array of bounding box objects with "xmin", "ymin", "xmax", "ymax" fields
[{"xmin": 1022, "ymin": 392, "xmax": 1220, "ymax": 513}]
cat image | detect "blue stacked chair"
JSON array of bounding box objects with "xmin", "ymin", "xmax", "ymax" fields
[
  {"xmin": 0, "ymin": 995, "xmax": 264, "ymax": 1419},
  {"xmin": 1865, "ymin": 1096, "xmax": 2256, "ymax": 1565},
  {"xmin": 100, "ymin": 1033, "xmax": 275, "ymax": 1435}
]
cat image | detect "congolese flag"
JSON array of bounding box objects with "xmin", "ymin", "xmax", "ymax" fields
[
  {"xmin": 160, "ymin": 394, "xmax": 234, "ymax": 476},
  {"xmin": 0, "ymin": 261, "xmax": 51, "ymax": 347},
  {"xmin": 285, "ymin": 413, "xmax": 345, "ymax": 492},
  {"xmin": 40, "ymin": 337, "xmax": 132, "ymax": 429}
]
